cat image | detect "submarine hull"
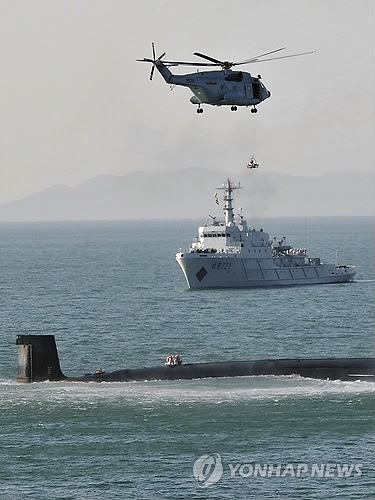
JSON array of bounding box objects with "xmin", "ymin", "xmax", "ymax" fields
[
  {"xmin": 83, "ymin": 358, "xmax": 375, "ymax": 382},
  {"xmin": 16, "ymin": 335, "xmax": 375, "ymax": 383}
]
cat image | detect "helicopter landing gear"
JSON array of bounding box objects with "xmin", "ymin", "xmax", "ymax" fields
[
  {"xmin": 231, "ymin": 106, "xmax": 238, "ymax": 111},
  {"xmin": 197, "ymin": 106, "xmax": 204, "ymax": 114},
  {"xmin": 251, "ymin": 106, "xmax": 258, "ymax": 114}
]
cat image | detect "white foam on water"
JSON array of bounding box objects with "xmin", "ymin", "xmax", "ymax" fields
[{"xmin": 1, "ymin": 375, "xmax": 374, "ymax": 409}]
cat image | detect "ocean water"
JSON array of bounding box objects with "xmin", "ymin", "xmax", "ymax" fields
[{"xmin": 0, "ymin": 217, "xmax": 374, "ymax": 499}]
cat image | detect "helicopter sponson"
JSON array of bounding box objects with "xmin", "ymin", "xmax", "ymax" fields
[{"xmin": 137, "ymin": 43, "xmax": 314, "ymax": 114}]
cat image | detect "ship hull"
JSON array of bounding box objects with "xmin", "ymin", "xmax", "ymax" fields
[{"xmin": 176, "ymin": 254, "xmax": 356, "ymax": 289}]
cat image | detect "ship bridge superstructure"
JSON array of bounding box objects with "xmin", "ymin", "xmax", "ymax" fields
[{"xmin": 189, "ymin": 179, "xmax": 272, "ymax": 255}]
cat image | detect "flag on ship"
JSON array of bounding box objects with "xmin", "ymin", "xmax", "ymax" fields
[{"xmin": 214, "ymin": 192, "xmax": 219, "ymax": 205}]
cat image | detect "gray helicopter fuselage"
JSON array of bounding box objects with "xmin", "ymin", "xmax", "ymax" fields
[{"xmin": 156, "ymin": 61, "xmax": 271, "ymax": 107}]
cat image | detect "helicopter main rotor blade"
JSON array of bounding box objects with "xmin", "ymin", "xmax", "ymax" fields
[
  {"xmin": 241, "ymin": 50, "xmax": 315, "ymax": 64},
  {"xmin": 137, "ymin": 44, "xmax": 315, "ymax": 73},
  {"xmin": 193, "ymin": 52, "xmax": 225, "ymax": 66},
  {"xmin": 136, "ymin": 57, "xmax": 217, "ymax": 67},
  {"xmin": 193, "ymin": 47, "xmax": 314, "ymax": 68},
  {"xmin": 235, "ymin": 47, "xmax": 286, "ymax": 65},
  {"xmin": 163, "ymin": 60, "xmax": 218, "ymax": 67},
  {"xmin": 194, "ymin": 48, "xmax": 288, "ymax": 68},
  {"xmin": 136, "ymin": 55, "xmax": 166, "ymax": 64}
]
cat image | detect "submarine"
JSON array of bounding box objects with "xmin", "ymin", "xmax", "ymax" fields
[{"xmin": 16, "ymin": 335, "xmax": 375, "ymax": 383}]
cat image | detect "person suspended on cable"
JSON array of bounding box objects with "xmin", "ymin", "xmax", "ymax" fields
[{"xmin": 247, "ymin": 155, "xmax": 259, "ymax": 169}]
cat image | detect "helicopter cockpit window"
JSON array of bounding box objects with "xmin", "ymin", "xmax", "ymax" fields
[{"xmin": 225, "ymin": 71, "xmax": 243, "ymax": 82}]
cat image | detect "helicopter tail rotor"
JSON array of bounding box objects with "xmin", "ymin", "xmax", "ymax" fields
[{"xmin": 137, "ymin": 42, "xmax": 166, "ymax": 81}]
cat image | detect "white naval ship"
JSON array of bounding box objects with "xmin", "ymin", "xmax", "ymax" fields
[{"xmin": 175, "ymin": 179, "xmax": 356, "ymax": 289}]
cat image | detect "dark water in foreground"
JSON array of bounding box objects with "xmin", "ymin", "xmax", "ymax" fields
[{"xmin": 0, "ymin": 217, "xmax": 374, "ymax": 499}]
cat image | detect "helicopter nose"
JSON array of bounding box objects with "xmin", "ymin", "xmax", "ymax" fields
[{"xmin": 267, "ymin": 90, "xmax": 271, "ymax": 98}]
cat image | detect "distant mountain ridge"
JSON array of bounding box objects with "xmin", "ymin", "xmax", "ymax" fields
[{"xmin": 0, "ymin": 168, "xmax": 373, "ymax": 221}]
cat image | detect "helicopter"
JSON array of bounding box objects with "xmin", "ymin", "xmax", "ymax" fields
[{"xmin": 137, "ymin": 43, "xmax": 314, "ymax": 114}]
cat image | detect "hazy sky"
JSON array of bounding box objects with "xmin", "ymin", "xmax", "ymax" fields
[{"xmin": 0, "ymin": 0, "xmax": 374, "ymax": 203}]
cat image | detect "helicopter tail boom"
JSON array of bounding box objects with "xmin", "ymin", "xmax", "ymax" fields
[{"xmin": 155, "ymin": 60, "xmax": 173, "ymax": 83}]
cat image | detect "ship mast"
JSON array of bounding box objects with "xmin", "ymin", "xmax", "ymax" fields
[{"xmin": 217, "ymin": 179, "xmax": 241, "ymax": 226}]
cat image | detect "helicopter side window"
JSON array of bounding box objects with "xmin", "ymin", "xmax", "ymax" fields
[
  {"xmin": 225, "ymin": 71, "xmax": 243, "ymax": 82},
  {"xmin": 252, "ymin": 82, "xmax": 261, "ymax": 99}
]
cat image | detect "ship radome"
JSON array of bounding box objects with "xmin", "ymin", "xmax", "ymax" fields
[
  {"xmin": 16, "ymin": 335, "xmax": 375, "ymax": 383},
  {"xmin": 176, "ymin": 178, "xmax": 356, "ymax": 288}
]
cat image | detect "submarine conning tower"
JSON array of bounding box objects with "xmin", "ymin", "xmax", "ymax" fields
[{"xmin": 16, "ymin": 334, "xmax": 66, "ymax": 383}]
